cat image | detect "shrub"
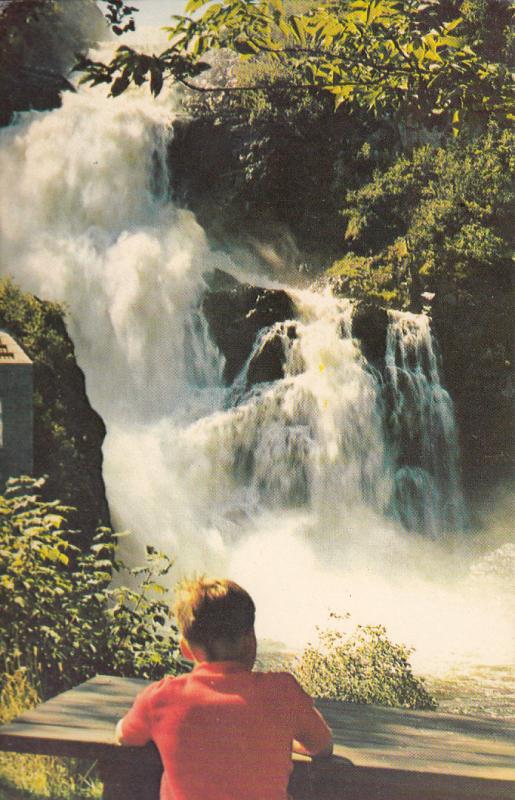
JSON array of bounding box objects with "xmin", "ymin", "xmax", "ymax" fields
[
  {"xmin": 0, "ymin": 477, "xmax": 183, "ymax": 699},
  {"xmin": 327, "ymin": 242, "xmax": 410, "ymax": 307},
  {"xmin": 293, "ymin": 618, "xmax": 436, "ymax": 710}
]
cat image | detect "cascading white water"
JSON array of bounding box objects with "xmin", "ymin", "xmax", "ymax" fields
[
  {"xmin": 0, "ymin": 52, "xmax": 513, "ymax": 681},
  {"xmin": 211, "ymin": 292, "xmax": 465, "ymax": 540},
  {"xmin": 385, "ymin": 311, "xmax": 466, "ymax": 536}
]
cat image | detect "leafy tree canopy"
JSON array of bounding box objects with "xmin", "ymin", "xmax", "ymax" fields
[{"xmin": 79, "ymin": 0, "xmax": 513, "ymax": 132}]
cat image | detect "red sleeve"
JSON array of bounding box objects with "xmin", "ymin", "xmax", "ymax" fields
[
  {"xmin": 284, "ymin": 674, "xmax": 332, "ymax": 755},
  {"xmin": 120, "ymin": 686, "xmax": 153, "ymax": 746}
]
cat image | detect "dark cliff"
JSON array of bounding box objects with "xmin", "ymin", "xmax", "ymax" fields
[{"xmin": 0, "ymin": 279, "xmax": 109, "ymax": 538}]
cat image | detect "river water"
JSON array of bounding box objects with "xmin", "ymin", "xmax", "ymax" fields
[{"xmin": 0, "ymin": 32, "xmax": 513, "ymax": 717}]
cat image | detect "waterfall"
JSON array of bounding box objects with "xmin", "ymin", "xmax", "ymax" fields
[
  {"xmin": 0, "ymin": 64, "xmax": 512, "ymax": 671},
  {"xmin": 385, "ymin": 311, "xmax": 466, "ymax": 536},
  {"xmin": 215, "ymin": 291, "xmax": 466, "ymax": 539}
]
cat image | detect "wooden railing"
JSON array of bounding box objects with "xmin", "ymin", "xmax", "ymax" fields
[{"xmin": 0, "ymin": 675, "xmax": 513, "ymax": 799}]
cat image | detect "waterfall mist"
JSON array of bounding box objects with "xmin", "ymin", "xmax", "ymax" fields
[{"xmin": 0, "ymin": 54, "xmax": 512, "ymax": 678}]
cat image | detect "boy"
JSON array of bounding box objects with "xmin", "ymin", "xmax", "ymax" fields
[{"xmin": 116, "ymin": 576, "xmax": 333, "ymax": 800}]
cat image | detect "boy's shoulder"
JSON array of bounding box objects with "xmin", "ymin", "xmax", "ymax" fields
[
  {"xmin": 134, "ymin": 672, "xmax": 190, "ymax": 705},
  {"xmin": 255, "ymin": 670, "xmax": 311, "ymax": 699},
  {"xmin": 256, "ymin": 670, "xmax": 299, "ymax": 684},
  {"xmin": 136, "ymin": 669, "xmax": 308, "ymax": 701}
]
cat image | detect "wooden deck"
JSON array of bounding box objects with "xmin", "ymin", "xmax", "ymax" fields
[{"xmin": 0, "ymin": 675, "xmax": 513, "ymax": 799}]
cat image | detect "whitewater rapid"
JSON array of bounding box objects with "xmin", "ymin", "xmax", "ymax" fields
[{"xmin": 0, "ymin": 66, "xmax": 513, "ymax": 675}]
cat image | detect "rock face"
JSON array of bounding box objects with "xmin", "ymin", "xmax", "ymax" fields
[
  {"xmin": 202, "ymin": 269, "xmax": 297, "ymax": 384},
  {"xmin": 0, "ymin": 0, "xmax": 106, "ymax": 126},
  {"xmin": 351, "ymin": 303, "xmax": 389, "ymax": 365},
  {"xmin": 246, "ymin": 325, "xmax": 298, "ymax": 386},
  {"xmin": 35, "ymin": 310, "xmax": 110, "ymax": 537},
  {"xmin": 0, "ymin": 281, "xmax": 109, "ymax": 538},
  {"xmin": 202, "ymin": 273, "xmax": 392, "ymax": 389},
  {"xmin": 431, "ymin": 294, "xmax": 514, "ymax": 497}
]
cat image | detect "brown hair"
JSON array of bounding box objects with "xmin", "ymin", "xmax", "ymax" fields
[{"xmin": 173, "ymin": 576, "xmax": 255, "ymax": 657}]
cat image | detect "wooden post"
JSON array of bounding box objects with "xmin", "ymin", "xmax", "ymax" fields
[{"xmin": 288, "ymin": 760, "xmax": 313, "ymax": 800}]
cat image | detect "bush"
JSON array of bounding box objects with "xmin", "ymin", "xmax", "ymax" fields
[
  {"xmin": 0, "ymin": 477, "xmax": 184, "ymax": 699},
  {"xmin": 293, "ymin": 618, "xmax": 436, "ymax": 710},
  {"xmin": 327, "ymin": 242, "xmax": 410, "ymax": 307}
]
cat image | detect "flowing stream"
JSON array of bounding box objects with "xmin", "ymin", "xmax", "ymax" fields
[{"xmin": 0, "ymin": 39, "xmax": 513, "ymax": 714}]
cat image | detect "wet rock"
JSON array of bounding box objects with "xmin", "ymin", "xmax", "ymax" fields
[
  {"xmin": 246, "ymin": 324, "xmax": 298, "ymax": 386},
  {"xmin": 202, "ymin": 270, "xmax": 297, "ymax": 384},
  {"xmin": 351, "ymin": 302, "xmax": 389, "ymax": 365}
]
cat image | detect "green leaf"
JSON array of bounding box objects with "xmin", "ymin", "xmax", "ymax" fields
[
  {"xmin": 438, "ymin": 35, "xmax": 463, "ymax": 49},
  {"xmin": 234, "ymin": 38, "xmax": 260, "ymax": 55},
  {"xmin": 443, "ymin": 17, "xmax": 462, "ymax": 33},
  {"xmin": 289, "ymin": 15, "xmax": 306, "ymax": 46},
  {"xmin": 150, "ymin": 64, "xmax": 164, "ymax": 96},
  {"xmin": 202, "ymin": 2, "xmax": 223, "ymax": 21},
  {"xmin": 185, "ymin": 0, "xmax": 208, "ymax": 12},
  {"xmin": 110, "ymin": 74, "xmax": 130, "ymax": 97},
  {"xmin": 452, "ymin": 108, "xmax": 460, "ymax": 136}
]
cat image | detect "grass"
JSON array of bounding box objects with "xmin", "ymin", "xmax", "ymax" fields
[{"xmin": 0, "ymin": 672, "xmax": 101, "ymax": 800}]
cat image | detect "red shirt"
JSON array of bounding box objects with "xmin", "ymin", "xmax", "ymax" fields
[{"xmin": 120, "ymin": 662, "xmax": 332, "ymax": 800}]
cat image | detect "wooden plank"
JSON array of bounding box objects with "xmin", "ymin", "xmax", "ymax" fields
[
  {"xmin": 304, "ymin": 760, "xmax": 515, "ymax": 800},
  {"xmin": 0, "ymin": 675, "xmax": 145, "ymax": 733},
  {"xmin": 0, "ymin": 675, "xmax": 147, "ymax": 758},
  {"xmin": 0, "ymin": 673, "xmax": 513, "ymax": 793},
  {"xmin": 316, "ymin": 699, "xmax": 515, "ymax": 781}
]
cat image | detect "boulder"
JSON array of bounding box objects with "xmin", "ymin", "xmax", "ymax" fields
[
  {"xmin": 246, "ymin": 324, "xmax": 298, "ymax": 386},
  {"xmin": 351, "ymin": 302, "xmax": 389, "ymax": 365},
  {"xmin": 202, "ymin": 270, "xmax": 297, "ymax": 384}
]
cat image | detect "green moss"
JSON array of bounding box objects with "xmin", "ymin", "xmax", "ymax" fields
[{"xmin": 327, "ymin": 239, "xmax": 412, "ymax": 307}]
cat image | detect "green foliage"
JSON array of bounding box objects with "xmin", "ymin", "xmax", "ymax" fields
[
  {"xmin": 80, "ymin": 0, "xmax": 512, "ymax": 132},
  {"xmin": 333, "ymin": 124, "xmax": 513, "ymax": 302},
  {"xmin": 76, "ymin": 45, "xmax": 211, "ymax": 98},
  {"xmin": 329, "ymin": 124, "xmax": 513, "ymax": 485},
  {"xmin": 406, "ymin": 128, "xmax": 513, "ymax": 290},
  {"xmin": 327, "ymin": 246, "xmax": 408, "ymax": 306},
  {"xmin": 0, "ymin": 477, "xmax": 183, "ymax": 698},
  {"xmin": 294, "ymin": 617, "xmax": 436, "ymax": 710},
  {"xmin": 102, "ymin": 0, "xmax": 138, "ymax": 36},
  {"xmin": 0, "ymin": 280, "xmax": 108, "ymax": 535},
  {"xmin": 459, "ymin": 0, "xmax": 512, "ymax": 63},
  {"xmin": 343, "ymin": 146, "xmax": 436, "ymax": 252}
]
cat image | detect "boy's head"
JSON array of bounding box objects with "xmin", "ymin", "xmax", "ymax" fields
[{"xmin": 173, "ymin": 577, "xmax": 256, "ymax": 667}]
